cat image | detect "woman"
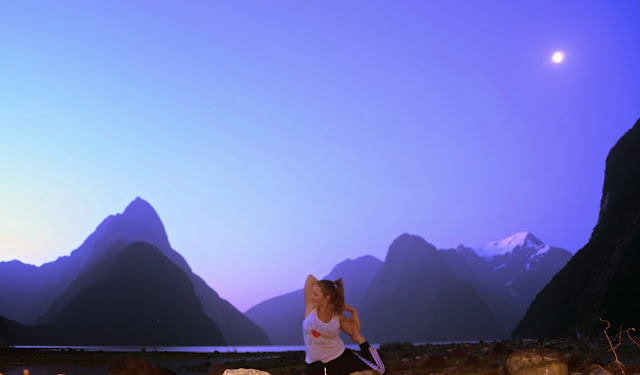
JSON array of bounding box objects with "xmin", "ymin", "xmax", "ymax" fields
[{"xmin": 301, "ymin": 274, "xmax": 385, "ymax": 375}]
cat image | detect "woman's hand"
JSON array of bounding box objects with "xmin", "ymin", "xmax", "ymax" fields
[{"xmin": 343, "ymin": 304, "xmax": 356, "ymax": 314}]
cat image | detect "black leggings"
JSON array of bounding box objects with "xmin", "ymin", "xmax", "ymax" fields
[{"xmin": 303, "ymin": 342, "xmax": 385, "ymax": 375}]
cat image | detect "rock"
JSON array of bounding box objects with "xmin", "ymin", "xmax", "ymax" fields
[
  {"xmin": 492, "ymin": 342, "xmax": 514, "ymax": 356},
  {"xmin": 588, "ymin": 366, "xmax": 612, "ymax": 375},
  {"xmin": 564, "ymin": 354, "xmax": 579, "ymax": 371},
  {"xmin": 464, "ymin": 355, "xmax": 480, "ymax": 367},
  {"xmin": 209, "ymin": 363, "xmax": 231, "ymax": 375},
  {"xmin": 108, "ymin": 354, "xmax": 167, "ymax": 375},
  {"xmin": 443, "ymin": 367, "xmax": 461, "ymax": 374},
  {"xmin": 351, "ymin": 371, "xmax": 379, "ymax": 375},
  {"xmin": 478, "ymin": 366, "xmax": 507, "ymax": 375},
  {"xmin": 606, "ymin": 361, "xmax": 627, "ymax": 375},
  {"xmin": 223, "ymin": 369, "xmax": 271, "ymax": 375},
  {"xmin": 454, "ymin": 346, "xmax": 469, "ymax": 357},
  {"xmin": 584, "ymin": 358, "xmax": 604, "ymax": 368},
  {"xmin": 419, "ymin": 353, "xmax": 447, "ymax": 370},
  {"xmin": 506, "ymin": 348, "xmax": 568, "ymax": 375}
]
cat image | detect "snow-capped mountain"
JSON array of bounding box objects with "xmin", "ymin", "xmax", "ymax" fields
[
  {"xmin": 439, "ymin": 232, "xmax": 572, "ymax": 334},
  {"xmin": 476, "ymin": 232, "xmax": 550, "ymax": 259}
]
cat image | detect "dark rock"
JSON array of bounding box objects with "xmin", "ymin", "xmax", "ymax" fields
[
  {"xmin": 584, "ymin": 357, "xmax": 604, "ymax": 368},
  {"xmin": 588, "ymin": 366, "xmax": 612, "ymax": 375},
  {"xmin": 464, "ymin": 355, "xmax": 481, "ymax": 366},
  {"xmin": 208, "ymin": 362, "xmax": 231, "ymax": 375},
  {"xmin": 109, "ymin": 354, "xmax": 165, "ymax": 375},
  {"xmin": 419, "ymin": 353, "xmax": 447, "ymax": 370},
  {"xmin": 626, "ymin": 364, "xmax": 640, "ymax": 374},
  {"xmin": 443, "ymin": 366, "xmax": 462, "ymax": 374},
  {"xmin": 491, "ymin": 342, "xmax": 514, "ymax": 356},
  {"xmin": 564, "ymin": 353, "xmax": 579, "ymax": 371},
  {"xmin": 453, "ymin": 345, "xmax": 468, "ymax": 357},
  {"xmin": 606, "ymin": 360, "xmax": 627, "ymax": 375}
]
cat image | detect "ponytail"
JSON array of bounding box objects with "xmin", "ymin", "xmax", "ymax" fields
[
  {"xmin": 333, "ymin": 278, "xmax": 345, "ymax": 313},
  {"xmin": 316, "ymin": 278, "xmax": 346, "ymax": 315}
]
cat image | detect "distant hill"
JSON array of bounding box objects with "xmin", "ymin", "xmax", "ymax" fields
[
  {"xmin": 440, "ymin": 232, "xmax": 571, "ymax": 333},
  {"xmin": 0, "ymin": 197, "xmax": 270, "ymax": 345},
  {"xmin": 513, "ymin": 118, "xmax": 640, "ymax": 338},
  {"xmin": 361, "ymin": 234, "xmax": 507, "ymax": 343},
  {"xmin": 245, "ymin": 255, "xmax": 383, "ymax": 345}
]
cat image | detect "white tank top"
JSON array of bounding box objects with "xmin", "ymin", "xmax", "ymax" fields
[{"xmin": 303, "ymin": 309, "xmax": 345, "ymax": 363}]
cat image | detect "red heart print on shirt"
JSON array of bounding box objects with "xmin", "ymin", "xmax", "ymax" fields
[{"xmin": 312, "ymin": 329, "xmax": 321, "ymax": 338}]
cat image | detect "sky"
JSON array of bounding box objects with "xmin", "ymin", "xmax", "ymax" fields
[{"xmin": 1, "ymin": 1, "xmax": 639, "ymax": 312}]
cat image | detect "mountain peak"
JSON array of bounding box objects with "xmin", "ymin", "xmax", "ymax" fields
[
  {"xmin": 476, "ymin": 232, "xmax": 549, "ymax": 259},
  {"xmin": 123, "ymin": 197, "xmax": 157, "ymax": 216}
]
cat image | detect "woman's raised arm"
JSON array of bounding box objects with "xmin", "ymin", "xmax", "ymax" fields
[{"xmin": 304, "ymin": 274, "xmax": 318, "ymax": 316}]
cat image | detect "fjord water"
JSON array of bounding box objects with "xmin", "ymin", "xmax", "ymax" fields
[{"xmin": 15, "ymin": 344, "xmax": 379, "ymax": 353}]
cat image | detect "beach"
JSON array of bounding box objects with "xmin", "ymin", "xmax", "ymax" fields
[{"xmin": 1, "ymin": 338, "xmax": 640, "ymax": 375}]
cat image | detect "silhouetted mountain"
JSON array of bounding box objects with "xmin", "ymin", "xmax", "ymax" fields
[
  {"xmin": 440, "ymin": 232, "xmax": 571, "ymax": 333},
  {"xmin": 0, "ymin": 197, "xmax": 270, "ymax": 345},
  {"xmin": 245, "ymin": 255, "xmax": 383, "ymax": 345},
  {"xmin": 0, "ymin": 315, "xmax": 53, "ymax": 346},
  {"xmin": 0, "ymin": 214, "xmax": 116, "ymax": 324},
  {"xmin": 0, "ymin": 198, "xmax": 168, "ymax": 324},
  {"xmin": 361, "ymin": 234, "xmax": 507, "ymax": 343},
  {"xmin": 513, "ymin": 118, "xmax": 640, "ymax": 338},
  {"xmin": 1, "ymin": 242, "xmax": 224, "ymax": 345}
]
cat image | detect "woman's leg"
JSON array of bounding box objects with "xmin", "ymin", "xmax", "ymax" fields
[
  {"xmin": 294, "ymin": 361, "xmax": 325, "ymax": 375},
  {"xmin": 325, "ymin": 345, "xmax": 385, "ymax": 375},
  {"xmin": 350, "ymin": 331, "xmax": 385, "ymax": 374}
]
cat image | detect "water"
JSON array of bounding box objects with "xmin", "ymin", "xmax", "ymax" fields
[
  {"xmin": 14, "ymin": 344, "xmax": 375, "ymax": 353},
  {"xmin": 15, "ymin": 345, "xmax": 306, "ymax": 353}
]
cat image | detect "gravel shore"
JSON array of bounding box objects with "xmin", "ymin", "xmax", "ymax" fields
[{"xmin": 1, "ymin": 338, "xmax": 639, "ymax": 375}]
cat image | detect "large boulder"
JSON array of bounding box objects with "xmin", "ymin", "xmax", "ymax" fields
[
  {"xmin": 223, "ymin": 369, "xmax": 271, "ymax": 375},
  {"xmin": 507, "ymin": 349, "xmax": 568, "ymax": 375}
]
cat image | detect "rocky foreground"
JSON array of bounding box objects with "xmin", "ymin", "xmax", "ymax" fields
[{"xmin": 2, "ymin": 337, "xmax": 640, "ymax": 375}]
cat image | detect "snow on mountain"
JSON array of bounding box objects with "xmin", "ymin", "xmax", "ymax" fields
[{"xmin": 474, "ymin": 232, "xmax": 550, "ymax": 259}]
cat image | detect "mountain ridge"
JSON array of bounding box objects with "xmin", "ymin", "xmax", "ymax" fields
[
  {"xmin": 512, "ymin": 118, "xmax": 640, "ymax": 338},
  {"xmin": 0, "ymin": 197, "xmax": 270, "ymax": 345}
]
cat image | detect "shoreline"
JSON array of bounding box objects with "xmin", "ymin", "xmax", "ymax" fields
[{"xmin": 2, "ymin": 337, "xmax": 640, "ymax": 374}]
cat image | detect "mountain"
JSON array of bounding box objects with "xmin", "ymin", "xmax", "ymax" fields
[
  {"xmin": 0, "ymin": 242, "xmax": 224, "ymax": 345},
  {"xmin": 512, "ymin": 118, "xmax": 640, "ymax": 338},
  {"xmin": 245, "ymin": 255, "xmax": 383, "ymax": 345},
  {"xmin": 361, "ymin": 234, "xmax": 507, "ymax": 343},
  {"xmin": 0, "ymin": 315, "xmax": 50, "ymax": 346},
  {"xmin": 0, "ymin": 197, "xmax": 270, "ymax": 345},
  {"xmin": 0, "ymin": 216, "xmax": 116, "ymax": 324},
  {"xmin": 0, "ymin": 197, "xmax": 170, "ymax": 324},
  {"xmin": 440, "ymin": 232, "xmax": 571, "ymax": 333}
]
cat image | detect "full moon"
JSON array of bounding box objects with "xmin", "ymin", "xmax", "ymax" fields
[{"xmin": 552, "ymin": 51, "xmax": 564, "ymax": 63}]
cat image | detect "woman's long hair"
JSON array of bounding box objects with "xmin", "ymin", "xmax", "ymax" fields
[{"xmin": 316, "ymin": 278, "xmax": 345, "ymax": 315}]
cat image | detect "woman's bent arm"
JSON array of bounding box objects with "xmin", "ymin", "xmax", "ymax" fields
[{"xmin": 343, "ymin": 304, "xmax": 362, "ymax": 333}]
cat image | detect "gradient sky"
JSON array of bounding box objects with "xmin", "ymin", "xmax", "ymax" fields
[{"xmin": 1, "ymin": 1, "xmax": 639, "ymax": 312}]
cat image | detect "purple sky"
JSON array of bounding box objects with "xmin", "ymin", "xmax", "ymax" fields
[{"xmin": 1, "ymin": 1, "xmax": 639, "ymax": 312}]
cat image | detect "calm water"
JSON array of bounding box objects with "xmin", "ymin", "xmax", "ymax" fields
[{"xmin": 15, "ymin": 344, "xmax": 377, "ymax": 353}]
